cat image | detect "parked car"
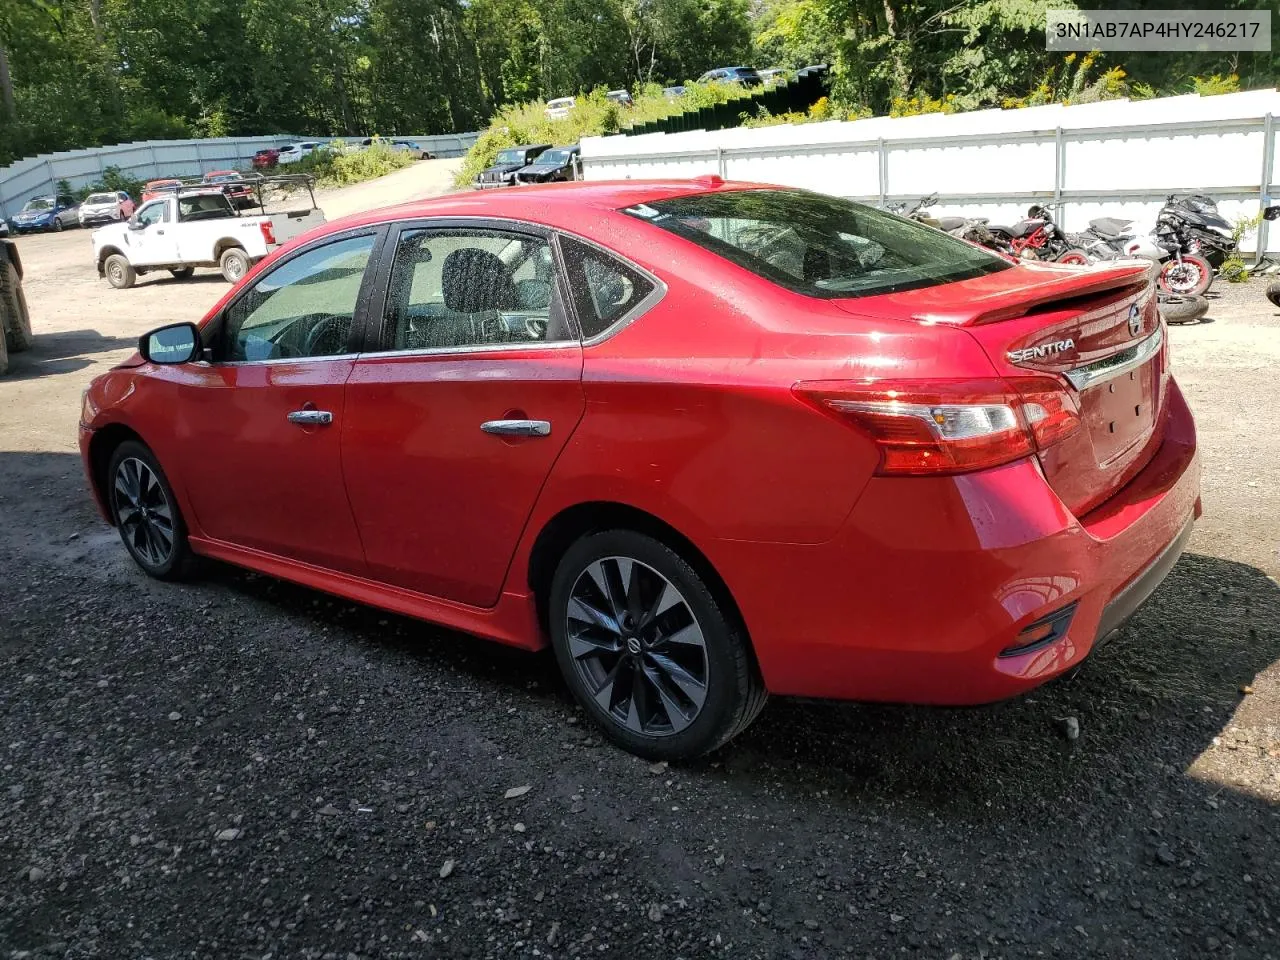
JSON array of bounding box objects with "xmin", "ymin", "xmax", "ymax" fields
[
  {"xmin": 79, "ymin": 191, "xmax": 136, "ymax": 226},
  {"xmin": 80, "ymin": 179, "xmax": 1200, "ymax": 761},
  {"xmin": 758, "ymin": 67, "xmax": 794, "ymax": 84},
  {"xmin": 142, "ymin": 179, "xmax": 182, "ymax": 202},
  {"xmin": 545, "ymin": 96, "xmax": 576, "ymax": 119},
  {"xmin": 697, "ymin": 66, "xmax": 763, "ymax": 86},
  {"xmin": 0, "ymin": 238, "xmax": 32, "ymax": 375},
  {"xmin": 10, "ymin": 194, "xmax": 81, "ymax": 233},
  {"xmin": 473, "ymin": 144, "xmax": 552, "ymax": 189},
  {"xmin": 390, "ymin": 140, "xmax": 434, "ymax": 159},
  {"xmin": 662, "ymin": 85, "xmax": 687, "ymax": 99},
  {"xmin": 252, "ymin": 148, "xmax": 280, "ymax": 170},
  {"xmin": 276, "ymin": 142, "xmax": 321, "ymax": 165},
  {"xmin": 514, "ymin": 145, "xmax": 580, "ymax": 184},
  {"xmin": 202, "ymin": 170, "xmax": 255, "ymax": 209},
  {"xmin": 91, "ymin": 179, "xmax": 325, "ymax": 288},
  {"xmin": 605, "ymin": 89, "xmax": 634, "ymax": 107}
]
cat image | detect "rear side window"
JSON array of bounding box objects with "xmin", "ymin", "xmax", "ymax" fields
[
  {"xmin": 622, "ymin": 189, "xmax": 1009, "ymax": 299},
  {"xmin": 558, "ymin": 235, "xmax": 656, "ymax": 339}
]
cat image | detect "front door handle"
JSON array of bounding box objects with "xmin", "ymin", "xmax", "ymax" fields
[
  {"xmin": 287, "ymin": 409, "xmax": 333, "ymax": 426},
  {"xmin": 481, "ymin": 419, "xmax": 551, "ymax": 437}
]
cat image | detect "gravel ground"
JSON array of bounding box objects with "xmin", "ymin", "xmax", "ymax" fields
[{"xmin": 1, "ymin": 207, "xmax": 1279, "ymax": 958}]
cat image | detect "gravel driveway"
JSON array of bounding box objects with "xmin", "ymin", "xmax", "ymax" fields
[{"xmin": 1, "ymin": 190, "xmax": 1278, "ymax": 959}]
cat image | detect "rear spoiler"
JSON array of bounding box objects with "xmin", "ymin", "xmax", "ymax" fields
[{"xmin": 910, "ymin": 262, "xmax": 1153, "ymax": 327}]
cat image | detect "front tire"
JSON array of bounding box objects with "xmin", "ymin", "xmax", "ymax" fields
[
  {"xmin": 1055, "ymin": 249, "xmax": 1090, "ymax": 265},
  {"xmin": 1267, "ymin": 279, "xmax": 1280, "ymax": 309},
  {"xmin": 104, "ymin": 254, "xmax": 136, "ymax": 289},
  {"xmin": 1158, "ymin": 254, "xmax": 1213, "ymax": 297},
  {"xmin": 106, "ymin": 440, "xmax": 192, "ymax": 580},
  {"xmin": 53, "ymin": 219, "xmax": 64, "ymax": 232},
  {"xmin": 219, "ymin": 247, "xmax": 250, "ymax": 284},
  {"xmin": 1157, "ymin": 294, "xmax": 1209, "ymax": 323},
  {"xmin": 548, "ymin": 530, "xmax": 766, "ymax": 760}
]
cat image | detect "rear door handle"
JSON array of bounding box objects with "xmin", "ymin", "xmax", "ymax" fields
[
  {"xmin": 481, "ymin": 419, "xmax": 551, "ymax": 437},
  {"xmin": 287, "ymin": 409, "xmax": 333, "ymax": 426}
]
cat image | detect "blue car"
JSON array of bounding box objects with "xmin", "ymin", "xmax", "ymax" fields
[{"xmin": 10, "ymin": 194, "xmax": 81, "ymax": 233}]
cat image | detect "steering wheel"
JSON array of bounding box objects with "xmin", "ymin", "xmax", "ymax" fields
[{"xmin": 301, "ymin": 314, "xmax": 351, "ymax": 357}]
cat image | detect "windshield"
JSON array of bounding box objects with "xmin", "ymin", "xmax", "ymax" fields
[
  {"xmin": 23, "ymin": 198, "xmax": 54, "ymax": 212},
  {"xmin": 537, "ymin": 150, "xmax": 571, "ymax": 165},
  {"xmin": 495, "ymin": 150, "xmax": 526, "ymax": 165},
  {"xmin": 622, "ymin": 189, "xmax": 1010, "ymax": 299},
  {"xmin": 85, "ymin": 193, "xmax": 117, "ymax": 205}
]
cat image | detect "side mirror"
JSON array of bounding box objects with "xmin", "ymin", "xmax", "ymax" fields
[
  {"xmin": 139, "ymin": 322, "xmax": 200, "ymax": 365},
  {"xmin": 1263, "ymin": 205, "xmax": 1280, "ymax": 221},
  {"xmin": 127, "ymin": 216, "xmax": 144, "ymax": 230}
]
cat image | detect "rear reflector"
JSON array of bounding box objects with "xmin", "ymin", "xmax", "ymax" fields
[
  {"xmin": 259, "ymin": 220, "xmax": 276, "ymax": 245},
  {"xmin": 999, "ymin": 602, "xmax": 1079, "ymax": 658},
  {"xmin": 794, "ymin": 377, "xmax": 1080, "ymax": 475}
]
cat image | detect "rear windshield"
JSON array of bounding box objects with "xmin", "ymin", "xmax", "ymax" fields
[{"xmin": 622, "ymin": 189, "xmax": 1010, "ymax": 299}]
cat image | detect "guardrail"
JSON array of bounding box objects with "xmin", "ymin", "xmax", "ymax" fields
[
  {"xmin": 0, "ymin": 132, "xmax": 480, "ymax": 220},
  {"xmin": 583, "ymin": 91, "xmax": 1280, "ymax": 257}
]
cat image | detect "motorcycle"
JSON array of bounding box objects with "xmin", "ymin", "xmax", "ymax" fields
[{"xmin": 984, "ymin": 203, "xmax": 1088, "ymax": 263}]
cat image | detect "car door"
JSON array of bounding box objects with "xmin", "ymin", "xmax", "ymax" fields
[
  {"xmin": 128, "ymin": 199, "xmax": 181, "ymax": 265},
  {"xmin": 341, "ymin": 220, "xmax": 586, "ymax": 607},
  {"xmin": 164, "ymin": 229, "xmax": 384, "ymax": 573}
]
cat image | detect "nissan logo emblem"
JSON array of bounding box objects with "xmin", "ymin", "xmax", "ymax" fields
[{"xmin": 1128, "ymin": 304, "xmax": 1141, "ymax": 337}]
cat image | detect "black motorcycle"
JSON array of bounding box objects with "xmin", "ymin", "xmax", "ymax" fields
[{"xmin": 1159, "ymin": 194, "xmax": 1237, "ymax": 268}]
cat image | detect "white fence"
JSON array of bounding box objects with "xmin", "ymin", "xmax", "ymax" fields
[
  {"xmin": 0, "ymin": 131, "xmax": 480, "ymax": 219},
  {"xmin": 582, "ymin": 89, "xmax": 1280, "ymax": 256}
]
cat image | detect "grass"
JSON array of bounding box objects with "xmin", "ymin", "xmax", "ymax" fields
[{"xmin": 294, "ymin": 141, "xmax": 417, "ymax": 188}]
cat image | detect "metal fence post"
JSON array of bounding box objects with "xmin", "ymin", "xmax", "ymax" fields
[
  {"xmin": 1258, "ymin": 113, "xmax": 1275, "ymax": 262},
  {"xmin": 715, "ymin": 146, "xmax": 726, "ymax": 178},
  {"xmin": 877, "ymin": 138, "xmax": 887, "ymax": 205},
  {"xmin": 46, "ymin": 158, "xmax": 57, "ymax": 194},
  {"xmin": 1053, "ymin": 127, "xmax": 1065, "ymax": 220}
]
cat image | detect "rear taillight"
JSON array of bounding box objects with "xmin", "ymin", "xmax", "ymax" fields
[
  {"xmin": 793, "ymin": 377, "xmax": 1080, "ymax": 475},
  {"xmin": 259, "ymin": 220, "xmax": 276, "ymax": 245}
]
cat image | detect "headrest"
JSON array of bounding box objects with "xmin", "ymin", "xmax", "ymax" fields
[{"xmin": 442, "ymin": 248, "xmax": 516, "ymax": 313}]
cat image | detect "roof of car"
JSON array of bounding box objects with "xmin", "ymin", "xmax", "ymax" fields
[{"xmin": 320, "ymin": 177, "xmax": 759, "ymax": 235}]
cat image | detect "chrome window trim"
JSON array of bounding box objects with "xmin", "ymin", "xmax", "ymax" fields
[
  {"xmin": 357, "ymin": 340, "xmax": 581, "ymax": 361},
  {"xmin": 213, "ymin": 352, "xmax": 360, "ymax": 368},
  {"xmin": 1063, "ymin": 325, "xmax": 1164, "ymax": 391}
]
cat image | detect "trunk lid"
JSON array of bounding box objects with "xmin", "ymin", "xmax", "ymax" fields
[{"xmin": 836, "ymin": 261, "xmax": 1167, "ymax": 516}]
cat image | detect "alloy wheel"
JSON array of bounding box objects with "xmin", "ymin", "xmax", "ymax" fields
[
  {"xmin": 565, "ymin": 556, "xmax": 709, "ymax": 737},
  {"xmin": 1162, "ymin": 261, "xmax": 1202, "ymax": 295},
  {"xmin": 112, "ymin": 457, "xmax": 175, "ymax": 567}
]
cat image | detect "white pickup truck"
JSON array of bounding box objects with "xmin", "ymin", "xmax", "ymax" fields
[{"xmin": 92, "ymin": 178, "xmax": 325, "ymax": 289}]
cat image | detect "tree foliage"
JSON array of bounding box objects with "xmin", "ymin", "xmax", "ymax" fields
[{"xmin": 0, "ymin": 0, "xmax": 1275, "ymax": 167}]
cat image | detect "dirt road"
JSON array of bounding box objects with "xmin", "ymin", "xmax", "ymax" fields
[{"xmin": 1, "ymin": 176, "xmax": 1279, "ymax": 958}]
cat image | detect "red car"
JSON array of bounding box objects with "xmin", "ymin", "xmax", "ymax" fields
[
  {"xmin": 252, "ymin": 148, "xmax": 279, "ymax": 171},
  {"xmin": 78, "ymin": 179, "xmax": 1200, "ymax": 759},
  {"xmin": 141, "ymin": 178, "xmax": 182, "ymax": 202},
  {"xmin": 202, "ymin": 169, "xmax": 255, "ymax": 209}
]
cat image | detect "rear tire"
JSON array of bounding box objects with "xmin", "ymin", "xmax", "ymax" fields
[
  {"xmin": 53, "ymin": 219, "xmax": 64, "ymax": 232},
  {"xmin": 169, "ymin": 267, "xmax": 195, "ymax": 280},
  {"xmin": 1157, "ymin": 254, "xmax": 1213, "ymax": 297},
  {"xmin": 0, "ymin": 246, "xmax": 32, "ymax": 352},
  {"xmin": 1267, "ymin": 279, "xmax": 1280, "ymax": 309},
  {"xmin": 104, "ymin": 254, "xmax": 136, "ymax": 289},
  {"xmin": 548, "ymin": 529, "xmax": 766, "ymax": 760},
  {"xmin": 106, "ymin": 440, "xmax": 193, "ymax": 581},
  {"xmin": 0, "ymin": 318, "xmax": 9, "ymax": 376},
  {"xmin": 219, "ymin": 247, "xmax": 250, "ymax": 284},
  {"xmin": 1157, "ymin": 295, "xmax": 1209, "ymax": 323}
]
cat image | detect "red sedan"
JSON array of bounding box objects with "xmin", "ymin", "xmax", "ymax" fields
[{"xmin": 78, "ymin": 179, "xmax": 1200, "ymax": 759}]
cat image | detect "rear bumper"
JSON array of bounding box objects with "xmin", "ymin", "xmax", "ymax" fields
[{"xmin": 712, "ymin": 377, "xmax": 1201, "ymax": 705}]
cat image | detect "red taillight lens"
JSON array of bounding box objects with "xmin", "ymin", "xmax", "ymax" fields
[
  {"xmin": 259, "ymin": 220, "xmax": 276, "ymax": 245},
  {"xmin": 793, "ymin": 377, "xmax": 1080, "ymax": 476}
]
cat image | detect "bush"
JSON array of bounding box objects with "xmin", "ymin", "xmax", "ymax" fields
[
  {"xmin": 73, "ymin": 165, "xmax": 146, "ymax": 202},
  {"xmin": 294, "ymin": 140, "xmax": 416, "ymax": 188},
  {"xmin": 453, "ymin": 83, "xmax": 751, "ymax": 188}
]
